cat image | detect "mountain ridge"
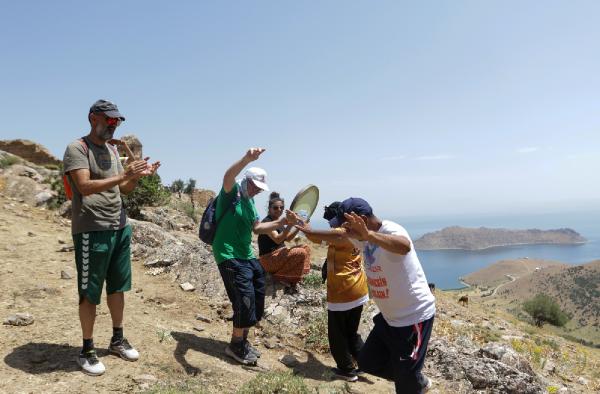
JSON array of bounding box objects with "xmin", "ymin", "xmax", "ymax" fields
[{"xmin": 414, "ymin": 226, "xmax": 586, "ymax": 250}]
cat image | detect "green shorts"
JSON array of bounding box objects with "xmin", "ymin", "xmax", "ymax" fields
[{"xmin": 73, "ymin": 226, "xmax": 132, "ymax": 305}]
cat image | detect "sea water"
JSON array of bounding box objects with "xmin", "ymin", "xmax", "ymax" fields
[{"xmin": 399, "ymin": 211, "xmax": 600, "ymax": 289}]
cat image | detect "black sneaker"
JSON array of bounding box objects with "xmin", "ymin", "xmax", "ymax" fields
[
  {"xmin": 332, "ymin": 367, "xmax": 358, "ymax": 382},
  {"xmin": 225, "ymin": 342, "xmax": 258, "ymax": 365},
  {"xmin": 244, "ymin": 340, "xmax": 261, "ymax": 358},
  {"xmin": 353, "ymin": 368, "xmax": 365, "ymax": 376}
]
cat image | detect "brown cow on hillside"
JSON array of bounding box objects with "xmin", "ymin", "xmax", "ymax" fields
[{"xmin": 458, "ymin": 295, "xmax": 468, "ymax": 306}]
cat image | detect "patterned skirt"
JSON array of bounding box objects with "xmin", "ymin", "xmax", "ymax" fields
[{"xmin": 259, "ymin": 245, "xmax": 311, "ymax": 285}]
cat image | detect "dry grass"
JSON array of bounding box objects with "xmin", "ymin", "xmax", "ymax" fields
[{"xmin": 434, "ymin": 289, "xmax": 600, "ymax": 388}]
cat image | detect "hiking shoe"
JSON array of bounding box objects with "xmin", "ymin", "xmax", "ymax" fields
[
  {"xmin": 244, "ymin": 340, "xmax": 261, "ymax": 358},
  {"xmin": 109, "ymin": 337, "xmax": 139, "ymax": 361},
  {"xmin": 422, "ymin": 375, "xmax": 433, "ymax": 393},
  {"xmin": 331, "ymin": 367, "xmax": 359, "ymax": 382},
  {"xmin": 225, "ymin": 342, "xmax": 258, "ymax": 365},
  {"xmin": 77, "ymin": 350, "xmax": 106, "ymax": 376}
]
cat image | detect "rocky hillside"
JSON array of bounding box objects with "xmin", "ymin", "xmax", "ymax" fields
[
  {"xmin": 462, "ymin": 259, "xmax": 567, "ymax": 288},
  {"xmin": 490, "ymin": 260, "xmax": 600, "ymax": 346},
  {"xmin": 2, "ymin": 144, "xmax": 600, "ymax": 393},
  {"xmin": 414, "ymin": 226, "xmax": 587, "ymax": 250}
]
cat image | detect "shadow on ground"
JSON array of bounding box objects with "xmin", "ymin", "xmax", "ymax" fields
[
  {"xmin": 172, "ymin": 331, "xmax": 234, "ymax": 376},
  {"xmin": 4, "ymin": 342, "xmax": 104, "ymax": 374},
  {"xmin": 171, "ymin": 331, "xmax": 374, "ymax": 385}
]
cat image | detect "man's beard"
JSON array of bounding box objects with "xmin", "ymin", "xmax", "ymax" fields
[{"xmin": 95, "ymin": 125, "xmax": 115, "ymax": 141}]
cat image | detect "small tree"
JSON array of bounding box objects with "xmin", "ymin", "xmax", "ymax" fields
[
  {"xmin": 46, "ymin": 163, "xmax": 67, "ymax": 209},
  {"xmin": 170, "ymin": 179, "xmax": 185, "ymax": 194},
  {"xmin": 123, "ymin": 173, "xmax": 170, "ymax": 219},
  {"xmin": 523, "ymin": 294, "xmax": 569, "ymax": 327},
  {"xmin": 184, "ymin": 178, "xmax": 196, "ymax": 195}
]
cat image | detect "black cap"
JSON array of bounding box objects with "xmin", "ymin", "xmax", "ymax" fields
[
  {"xmin": 89, "ymin": 99, "xmax": 125, "ymax": 121},
  {"xmin": 323, "ymin": 201, "xmax": 342, "ymax": 221},
  {"xmin": 328, "ymin": 197, "xmax": 373, "ymax": 228}
]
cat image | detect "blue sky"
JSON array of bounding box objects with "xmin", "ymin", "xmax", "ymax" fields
[{"xmin": 1, "ymin": 1, "xmax": 599, "ymax": 221}]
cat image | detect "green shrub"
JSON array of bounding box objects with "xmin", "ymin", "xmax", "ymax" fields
[
  {"xmin": 305, "ymin": 309, "xmax": 329, "ymax": 353},
  {"xmin": 41, "ymin": 163, "xmax": 67, "ymax": 210},
  {"xmin": 123, "ymin": 174, "xmax": 171, "ymax": 219},
  {"xmin": 0, "ymin": 155, "xmax": 20, "ymax": 168},
  {"xmin": 184, "ymin": 178, "xmax": 196, "ymax": 194},
  {"xmin": 170, "ymin": 200, "xmax": 200, "ymax": 223},
  {"xmin": 238, "ymin": 371, "xmax": 309, "ymax": 394},
  {"xmin": 183, "ymin": 204, "xmax": 197, "ymax": 222},
  {"xmin": 302, "ymin": 272, "xmax": 323, "ymax": 289},
  {"xmin": 523, "ymin": 294, "xmax": 569, "ymax": 327},
  {"xmin": 170, "ymin": 179, "xmax": 185, "ymax": 193}
]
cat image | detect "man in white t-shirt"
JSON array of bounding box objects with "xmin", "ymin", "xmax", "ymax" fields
[{"xmin": 327, "ymin": 197, "xmax": 435, "ymax": 394}]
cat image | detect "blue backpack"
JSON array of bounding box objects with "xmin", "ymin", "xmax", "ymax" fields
[{"xmin": 198, "ymin": 193, "xmax": 239, "ymax": 245}]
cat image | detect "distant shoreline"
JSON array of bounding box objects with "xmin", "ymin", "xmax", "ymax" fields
[
  {"xmin": 441, "ymin": 279, "xmax": 471, "ymax": 291},
  {"xmin": 417, "ymin": 240, "xmax": 587, "ymax": 252}
]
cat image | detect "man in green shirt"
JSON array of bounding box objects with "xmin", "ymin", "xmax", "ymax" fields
[
  {"xmin": 63, "ymin": 99, "xmax": 160, "ymax": 376},
  {"xmin": 214, "ymin": 148, "xmax": 294, "ymax": 365}
]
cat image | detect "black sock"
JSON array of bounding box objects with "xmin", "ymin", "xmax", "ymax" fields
[
  {"xmin": 112, "ymin": 327, "xmax": 123, "ymax": 343},
  {"xmin": 231, "ymin": 336, "xmax": 243, "ymax": 346},
  {"xmin": 83, "ymin": 338, "xmax": 94, "ymax": 353},
  {"xmin": 243, "ymin": 329, "xmax": 249, "ymax": 341}
]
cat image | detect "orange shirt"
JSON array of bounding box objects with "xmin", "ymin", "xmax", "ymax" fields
[{"xmin": 326, "ymin": 242, "xmax": 369, "ymax": 305}]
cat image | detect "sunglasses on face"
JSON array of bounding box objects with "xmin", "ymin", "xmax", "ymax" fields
[
  {"xmin": 105, "ymin": 116, "xmax": 122, "ymax": 127},
  {"xmin": 97, "ymin": 113, "xmax": 122, "ymax": 127}
]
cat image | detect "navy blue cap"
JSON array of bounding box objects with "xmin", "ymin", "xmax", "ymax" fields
[
  {"xmin": 89, "ymin": 99, "xmax": 125, "ymax": 121},
  {"xmin": 328, "ymin": 197, "xmax": 373, "ymax": 228}
]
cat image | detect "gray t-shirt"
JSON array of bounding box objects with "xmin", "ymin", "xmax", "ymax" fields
[{"xmin": 63, "ymin": 136, "xmax": 127, "ymax": 234}]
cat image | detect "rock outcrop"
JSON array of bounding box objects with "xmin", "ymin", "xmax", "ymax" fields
[
  {"xmin": 428, "ymin": 339, "xmax": 543, "ymax": 393},
  {"xmin": 0, "ymin": 139, "xmax": 60, "ymax": 166},
  {"xmin": 0, "ymin": 151, "xmax": 59, "ymax": 206},
  {"xmin": 118, "ymin": 134, "xmax": 143, "ymax": 160},
  {"xmin": 191, "ymin": 188, "xmax": 216, "ymax": 209}
]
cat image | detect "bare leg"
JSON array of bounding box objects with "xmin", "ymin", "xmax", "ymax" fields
[
  {"xmin": 79, "ymin": 298, "xmax": 97, "ymax": 339},
  {"xmin": 107, "ymin": 292, "xmax": 124, "ymax": 328}
]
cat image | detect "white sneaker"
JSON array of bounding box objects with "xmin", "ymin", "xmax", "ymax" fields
[
  {"xmin": 108, "ymin": 337, "xmax": 139, "ymax": 361},
  {"xmin": 422, "ymin": 375, "xmax": 433, "ymax": 393},
  {"xmin": 77, "ymin": 350, "xmax": 106, "ymax": 376}
]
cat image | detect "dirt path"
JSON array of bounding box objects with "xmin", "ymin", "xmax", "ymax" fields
[
  {"xmin": 0, "ymin": 195, "xmax": 395, "ymax": 393},
  {"xmin": 490, "ymin": 274, "xmax": 515, "ymax": 296}
]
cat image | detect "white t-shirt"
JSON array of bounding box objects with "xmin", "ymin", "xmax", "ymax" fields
[{"xmin": 354, "ymin": 220, "xmax": 435, "ymax": 327}]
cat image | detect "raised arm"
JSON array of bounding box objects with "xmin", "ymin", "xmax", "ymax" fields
[
  {"xmin": 342, "ymin": 212, "xmax": 411, "ymax": 255},
  {"xmin": 284, "ymin": 226, "xmax": 300, "ymax": 242},
  {"xmin": 253, "ymin": 209, "xmax": 298, "ymax": 235},
  {"xmin": 297, "ymin": 224, "xmax": 352, "ymax": 248},
  {"xmin": 253, "ymin": 216, "xmax": 287, "ymax": 234},
  {"xmin": 223, "ymin": 148, "xmax": 265, "ymax": 193},
  {"xmin": 266, "ymin": 225, "xmax": 298, "ymax": 244}
]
